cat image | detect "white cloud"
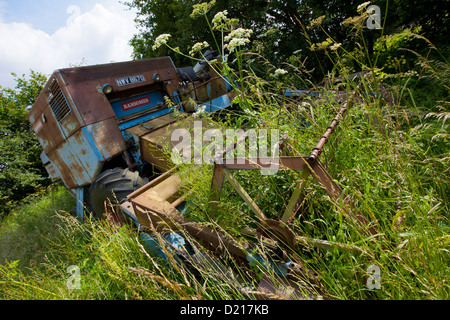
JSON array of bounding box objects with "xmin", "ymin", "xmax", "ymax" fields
[{"xmin": 0, "ymin": 1, "xmax": 139, "ymax": 88}]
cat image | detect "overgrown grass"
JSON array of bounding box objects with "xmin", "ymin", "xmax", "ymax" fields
[
  {"xmin": 174, "ymin": 72, "xmax": 449, "ymax": 299},
  {"xmin": 0, "ymin": 185, "xmax": 75, "ymax": 270},
  {"xmin": 0, "ymin": 185, "xmax": 252, "ymax": 299}
]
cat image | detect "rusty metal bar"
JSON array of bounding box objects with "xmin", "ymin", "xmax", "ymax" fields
[
  {"xmin": 181, "ymin": 221, "xmax": 249, "ymax": 259},
  {"xmin": 308, "ymin": 84, "xmax": 362, "ymax": 163},
  {"xmin": 308, "ymin": 102, "xmax": 347, "ymax": 163},
  {"xmin": 310, "ymin": 161, "xmax": 343, "ymax": 200},
  {"xmin": 280, "ymin": 168, "xmax": 311, "ymax": 223},
  {"xmin": 210, "ymin": 164, "xmax": 225, "ymax": 201}
]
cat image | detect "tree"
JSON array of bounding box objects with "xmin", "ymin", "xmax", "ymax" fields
[
  {"xmin": 125, "ymin": 0, "xmax": 449, "ymax": 82},
  {"xmin": 126, "ymin": 0, "xmax": 203, "ymax": 67},
  {"xmin": 125, "ymin": 0, "xmax": 314, "ymax": 67},
  {"xmin": 382, "ymin": 0, "xmax": 449, "ymax": 44},
  {"xmin": 0, "ymin": 71, "xmax": 50, "ymax": 217},
  {"xmin": 123, "ymin": 0, "xmax": 375, "ymax": 80}
]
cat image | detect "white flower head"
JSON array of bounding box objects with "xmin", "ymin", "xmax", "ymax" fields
[
  {"xmin": 330, "ymin": 43, "xmax": 342, "ymax": 51},
  {"xmin": 152, "ymin": 34, "xmax": 171, "ymax": 50},
  {"xmin": 212, "ymin": 10, "xmax": 228, "ymax": 29},
  {"xmin": 224, "ymin": 28, "xmax": 253, "ymax": 42},
  {"xmin": 274, "ymin": 68, "xmax": 288, "ymax": 77},
  {"xmin": 224, "ymin": 37, "xmax": 250, "ymax": 52},
  {"xmin": 193, "ymin": 105, "xmax": 207, "ymax": 117},
  {"xmin": 357, "ymin": 1, "xmax": 371, "ymax": 13},
  {"xmin": 189, "ymin": 41, "xmax": 209, "ymax": 56},
  {"xmin": 223, "ymin": 27, "xmax": 253, "ymax": 52}
]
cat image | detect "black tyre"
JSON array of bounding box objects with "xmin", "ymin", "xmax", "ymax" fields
[{"xmin": 89, "ymin": 167, "xmax": 148, "ymax": 218}]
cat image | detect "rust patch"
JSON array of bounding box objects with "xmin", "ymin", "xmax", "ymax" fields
[{"xmin": 86, "ymin": 119, "xmax": 126, "ymax": 160}]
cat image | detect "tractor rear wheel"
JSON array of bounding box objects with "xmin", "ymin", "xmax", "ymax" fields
[{"xmin": 89, "ymin": 167, "xmax": 148, "ymax": 219}]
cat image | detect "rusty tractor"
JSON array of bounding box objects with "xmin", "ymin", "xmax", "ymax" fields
[{"xmin": 28, "ymin": 52, "xmax": 234, "ymax": 218}]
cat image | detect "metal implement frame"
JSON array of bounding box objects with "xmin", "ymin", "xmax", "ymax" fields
[{"xmin": 210, "ymin": 83, "xmax": 379, "ymax": 245}]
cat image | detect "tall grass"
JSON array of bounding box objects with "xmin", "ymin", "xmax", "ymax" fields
[{"xmin": 174, "ymin": 75, "xmax": 449, "ymax": 299}]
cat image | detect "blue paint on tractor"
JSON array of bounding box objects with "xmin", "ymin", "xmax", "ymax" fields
[
  {"xmin": 198, "ymin": 93, "xmax": 232, "ymax": 113},
  {"xmin": 140, "ymin": 232, "xmax": 187, "ymax": 260},
  {"xmin": 172, "ymin": 91, "xmax": 181, "ymax": 105},
  {"xmin": 246, "ymin": 253, "xmax": 292, "ymax": 277},
  {"xmin": 66, "ymin": 131, "xmax": 104, "ymax": 183},
  {"xmin": 75, "ymin": 187, "xmax": 86, "ymax": 220},
  {"xmin": 81, "ymin": 127, "xmax": 104, "ymax": 162},
  {"xmin": 110, "ymin": 91, "xmax": 165, "ymax": 119},
  {"xmin": 175, "ymin": 200, "xmax": 195, "ymax": 216},
  {"xmin": 117, "ymin": 106, "xmax": 174, "ymax": 131},
  {"xmin": 285, "ymin": 89, "xmax": 320, "ymax": 97},
  {"xmin": 121, "ymin": 130, "xmax": 143, "ymax": 167}
]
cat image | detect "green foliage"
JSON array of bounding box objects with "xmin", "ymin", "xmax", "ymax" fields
[{"xmin": 0, "ymin": 71, "xmax": 50, "ymax": 217}]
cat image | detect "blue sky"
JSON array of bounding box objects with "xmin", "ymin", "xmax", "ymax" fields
[
  {"xmin": 0, "ymin": 0, "xmax": 139, "ymax": 88},
  {"xmin": 1, "ymin": 0, "xmax": 86, "ymax": 33}
]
